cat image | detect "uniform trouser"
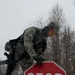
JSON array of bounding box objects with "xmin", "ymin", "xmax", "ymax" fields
[{"xmin": 11, "ymin": 56, "xmax": 34, "ymax": 75}]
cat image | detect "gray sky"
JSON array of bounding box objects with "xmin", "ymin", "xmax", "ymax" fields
[{"xmin": 0, "ymin": 0, "xmax": 75, "ymax": 60}]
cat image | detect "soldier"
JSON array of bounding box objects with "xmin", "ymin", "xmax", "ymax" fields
[{"xmin": 5, "ymin": 22, "xmax": 57, "ymax": 75}]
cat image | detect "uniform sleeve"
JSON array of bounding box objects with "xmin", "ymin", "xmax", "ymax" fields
[{"xmin": 23, "ymin": 28, "xmax": 37, "ymax": 57}]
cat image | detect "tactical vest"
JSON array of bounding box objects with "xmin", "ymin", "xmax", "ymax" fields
[{"xmin": 32, "ymin": 28, "xmax": 47, "ymax": 55}]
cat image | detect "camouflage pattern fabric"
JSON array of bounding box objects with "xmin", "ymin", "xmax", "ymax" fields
[
  {"xmin": 5, "ymin": 27, "xmax": 47, "ymax": 75},
  {"xmin": 23, "ymin": 27, "xmax": 46, "ymax": 57},
  {"xmin": 11, "ymin": 55, "xmax": 33, "ymax": 75}
]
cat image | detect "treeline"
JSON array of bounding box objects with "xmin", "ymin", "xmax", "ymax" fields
[
  {"xmin": 34, "ymin": 4, "xmax": 75, "ymax": 75},
  {"xmin": 44, "ymin": 26, "xmax": 75, "ymax": 75},
  {"xmin": 43, "ymin": 4, "xmax": 75, "ymax": 75}
]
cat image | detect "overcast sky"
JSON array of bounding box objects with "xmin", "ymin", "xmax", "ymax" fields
[{"xmin": 0, "ymin": 0, "xmax": 75, "ymax": 60}]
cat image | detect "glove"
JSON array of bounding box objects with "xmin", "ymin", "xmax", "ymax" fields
[
  {"xmin": 36, "ymin": 55, "xmax": 45, "ymax": 65},
  {"xmin": 32, "ymin": 54, "xmax": 45, "ymax": 65}
]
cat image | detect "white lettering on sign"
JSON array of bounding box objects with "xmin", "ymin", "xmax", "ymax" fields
[
  {"xmin": 27, "ymin": 73, "xmax": 62, "ymax": 75},
  {"xmin": 28, "ymin": 73, "xmax": 34, "ymax": 75},
  {"xmin": 36, "ymin": 73, "xmax": 43, "ymax": 75},
  {"xmin": 55, "ymin": 73, "xmax": 62, "ymax": 75}
]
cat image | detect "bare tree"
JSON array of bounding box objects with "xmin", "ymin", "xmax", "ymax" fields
[
  {"xmin": 33, "ymin": 15, "xmax": 46, "ymax": 28},
  {"xmin": 48, "ymin": 4, "xmax": 65, "ymax": 26},
  {"xmin": 47, "ymin": 4, "xmax": 66, "ymax": 64},
  {"xmin": 31, "ymin": 3, "xmax": 75, "ymax": 75},
  {"xmin": 61, "ymin": 26, "xmax": 75, "ymax": 75},
  {"xmin": 46, "ymin": 4, "xmax": 75, "ymax": 75}
]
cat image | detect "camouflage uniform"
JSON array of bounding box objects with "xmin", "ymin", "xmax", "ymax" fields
[
  {"xmin": 5, "ymin": 27, "xmax": 47, "ymax": 75},
  {"xmin": 5, "ymin": 21, "xmax": 57, "ymax": 75}
]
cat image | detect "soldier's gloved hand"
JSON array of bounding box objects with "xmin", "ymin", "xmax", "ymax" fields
[
  {"xmin": 32, "ymin": 54, "xmax": 45, "ymax": 65},
  {"xmin": 36, "ymin": 55, "xmax": 45, "ymax": 65},
  {"xmin": 38, "ymin": 55, "xmax": 45, "ymax": 61}
]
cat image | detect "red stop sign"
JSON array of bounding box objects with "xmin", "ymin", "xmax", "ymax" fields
[{"xmin": 24, "ymin": 61, "xmax": 66, "ymax": 75}]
